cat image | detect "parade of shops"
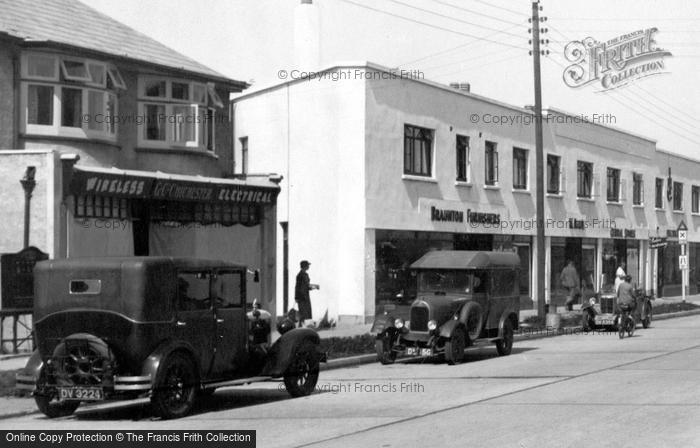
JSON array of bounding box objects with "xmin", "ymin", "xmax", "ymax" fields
[{"xmin": 233, "ymin": 61, "xmax": 700, "ymax": 325}]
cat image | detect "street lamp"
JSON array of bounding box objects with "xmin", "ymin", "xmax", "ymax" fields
[{"xmin": 20, "ymin": 166, "xmax": 36, "ymax": 249}]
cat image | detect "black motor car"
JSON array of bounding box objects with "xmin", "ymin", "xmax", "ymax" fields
[
  {"xmin": 372, "ymin": 251, "xmax": 520, "ymax": 365},
  {"xmin": 17, "ymin": 257, "xmax": 324, "ymax": 419}
]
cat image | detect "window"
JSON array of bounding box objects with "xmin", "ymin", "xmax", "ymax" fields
[
  {"xmin": 403, "ymin": 124, "xmax": 433, "ymax": 177},
  {"xmin": 693, "ymin": 186, "xmax": 700, "ymax": 213},
  {"xmin": 240, "ymin": 137, "xmax": 249, "ymax": 174},
  {"xmin": 632, "ymin": 173, "xmax": 643, "ymax": 205},
  {"xmin": 485, "ymin": 141, "xmax": 498, "ymax": 186},
  {"xmin": 61, "ymin": 88, "xmax": 82, "ymax": 128},
  {"xmin": 74, "ymin": 195, "xmax": 129, "ymax": 219},
  {"xmin": 673, "ymin": 181, "xmax": 683, "ymax": 211},
  {"xmin": 177, "ymin": 271, "xmax": 211, "ymax": 311},
  {"xmin": 27, "ymin": 85, "xmax": 54, "ymax": 125},
  {"xmin": 212, "ymin": 272, "xmax": 243, "ymax": 308},
  {"xmin": 656, "ymin": 178, "xmax": 664, "ymax": 208},
  {"xmin": 21, "ymin": 52, "xmax": 124, "ymax": 140},
  {"xmin": 513, "ymin": 147, "xmax": 528, "ymax": 190},
  {"xmin": 138, "ymin": 77, "xmax": 220, "ymax": 150},
  {"xmin": 606, "ymin": 167, "xmax": 621, "ymax": 202},
  {"xmin": 577, "ymin": 161, "xmax": 593, "ymax": 198},
  {"xmin": 547, "ymin": 154, "xmax": 561, "ymax": 194},
  {"xmin": 456, "ymin": 135, "xmax": 469, "ymax": 182},
  {"xmin": 60, "ymin": 59, "xmax": 91, "ymax": 82}
]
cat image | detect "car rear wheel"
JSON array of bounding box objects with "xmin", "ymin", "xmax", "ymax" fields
[
  {"xmin": 151, "ymin": 352, "xmax": 198, "ymax": 419},
  {"xmin": 495, "ymin": 319, "xmax": 514, "ymax": 356},
  {"xmin": 444, "ymin": 328, "xmax": 466, "ymax": 365},
  {"xmin": 284, "ymin": 341, "xmax": 320, "ymax": 397},
  {"xmin": 375, "ymin": 332, "xmax": 397, "ymax": 365},
  {"xmin": 34, "ymin": 367, "xmax": 80, "ymax": 418}
]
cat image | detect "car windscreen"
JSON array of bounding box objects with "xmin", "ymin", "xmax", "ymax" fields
[{"xmin": 417, "ymin": 270, "xmax": 471, "ymax": 294}]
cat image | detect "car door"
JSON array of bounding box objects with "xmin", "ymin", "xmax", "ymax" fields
[
  {"xmin": 175, "ymin": 270, "xmax": 217, "ymax": 379},
  {"xmin": 209, "ymin": 269, "xmax": 247, "ymax": 379}
]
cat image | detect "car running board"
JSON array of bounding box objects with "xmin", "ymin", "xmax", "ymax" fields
[{"xmin": 202, "ymin": 376, "xmax": 273, "ymax": 390}]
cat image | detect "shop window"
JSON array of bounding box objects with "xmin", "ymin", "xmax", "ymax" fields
[
  {"xmin": 655, "ymin": 178, "xmax": 664, "ymax": 209},
  {"xmin": 485, "ymin": 141, "xmax": 498, "ymax": 186},
  {"xmin": 692, "ymin": 186, "xmax": 700, "ymax": 213},
  {"xmin": 149, "ymin": 201, "xmax": 261, "ymax": 226},
  {"xmin": 673, "ymin": 182, "xmax": 683, "ymax": 211},
  {"xmin": 577, "ymin": 161, "xmax": 593, "ymax": 198},
  {"xmin": 456, "ymin": 135, "xmax": 469, "ymax": 182},
  {"xmin": 633, "ymin": 173, "xmax": 644, "ymax": 205},
  {"xmin": 547, "ymin": 154, "xmax": 561, "ymax": 194},
  {"xmin": 606, "ymin": 167, "xmax": 620, "ymax": 202},
  {"xmin": 74, "ymin": 196, "xmax": 129, "ymax": 219},
  {"xmin": 513, "ymin": 147, "xmax": 528, "ymax": 190},
  {"xmin": 403, "ymin": 124, "xmax": 433, "ymax": 177}
]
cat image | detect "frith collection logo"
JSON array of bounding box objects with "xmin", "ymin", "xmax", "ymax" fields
[{"xmin": 563, "ymin": 27, "xmax": 672, "ymax": 91}]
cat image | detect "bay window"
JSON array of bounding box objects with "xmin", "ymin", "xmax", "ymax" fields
[
  {"xmin": 137, "ymin": 76, "xmax": 220, "ymax": 151},
  {"xmin": 21, "ymin": 51, "xmax": 124, "ymax": 140}
]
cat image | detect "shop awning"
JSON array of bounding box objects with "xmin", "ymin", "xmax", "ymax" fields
[{"xmin": 68, "ymin": 166, "xmax": 280, "ymax": 205}]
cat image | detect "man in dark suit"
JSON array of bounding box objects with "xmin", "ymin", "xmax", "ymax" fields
[{"xmin": 295, "ymin": 260, "xmax": 318, "ymax": 327}]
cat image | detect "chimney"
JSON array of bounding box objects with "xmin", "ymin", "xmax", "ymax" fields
[
  {"xmin": 449, "ymin": 82, "xmax": 470, "ymax": 93},
  {"xmin": 294, "ymin": 0, "xmax": 320, "ymax": 70}
]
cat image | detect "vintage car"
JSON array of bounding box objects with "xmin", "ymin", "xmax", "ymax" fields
[
  {"xmin": 581, "ymin": 275, "xmax": 654, "ymax": 331},
  {"xmin": 372, "ymin": 251, "xmax": 520, "ymax": 365},
  {"xmin": 16, "ymin": 257, "xmax": 324, "ymax": 419}
]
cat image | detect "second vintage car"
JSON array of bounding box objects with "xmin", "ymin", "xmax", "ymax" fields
[
  {"xmin": 371, "ymin": 250, "xmax": 520, "ymax": 365},
  {"xmin": 16, "ymin": 257, "xmax": 325, "ymax": 419}
]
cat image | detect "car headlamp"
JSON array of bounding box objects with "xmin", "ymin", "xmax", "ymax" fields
[
  {"xmin": 394, "ymin": 318, "xmax": 405, "ymax": 329},
  {"xmin": 427, "ymin": 320, "xmax": 437, "ymax": 331}
]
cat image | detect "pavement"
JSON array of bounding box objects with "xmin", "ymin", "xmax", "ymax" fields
[{"xmin": 2, "ymin": 312, "xmax": 700, "ymax": 447}]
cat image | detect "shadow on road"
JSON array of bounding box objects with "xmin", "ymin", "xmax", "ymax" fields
[{"xmin": 401, "ymin": 346, "xmax": 536, "ymax": 365}]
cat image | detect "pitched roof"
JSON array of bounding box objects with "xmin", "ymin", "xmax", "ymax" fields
[{"xmin": 0, "ymin": 0, "xmax": 245, "ymax": 88}]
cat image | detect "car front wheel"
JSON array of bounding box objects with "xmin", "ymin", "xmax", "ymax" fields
[
  {"xmin": 375, "ymin": 331, "xmax": 397, "ymax": 365},
  {"xmin": 495, "ymin": 319, "xmax": 514, "ymax": 356},
  {"xmin": 444, "ymin": 328, "xmax": 466, "ymax": 365},
  {"xmin": 284, "ymin": 341, "xmax": 320, "ymax": 397},
  {"xmin": 151, "ymin": 352, "xmax": 198, "ymax": 419}
]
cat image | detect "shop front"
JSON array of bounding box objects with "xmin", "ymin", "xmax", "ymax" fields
[{"xmin": 64, "ymin": 165, "xmax": 280, "ymax": 312}]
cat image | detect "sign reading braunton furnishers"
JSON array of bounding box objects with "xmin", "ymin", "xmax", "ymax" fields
[{"xmin": 563, "ymin": 27, "xmax": 672, "ymax": 91}]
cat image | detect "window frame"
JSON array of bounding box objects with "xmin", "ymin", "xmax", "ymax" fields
[
  {"xmin": 403, "ymin": 124, "xmax": 434, "ymax": 178},
  {"xmin": 606, "ymin": 167, "xmax": 621, "ymax": 202},
  {"xmin": 60, "ymin": 58, "xmax": 92, "ymax": 83},
  {"xmin": 484, "ymin": 140, "xmax": 499, "ymax": 186},
  {"xmin": 673, "ymin": 181, "xmax": 684, "ymax": 211},
  {"xmin": 692, "ymin": 186, "xmax": 700, "ymax": 214},
  {"xmin": 512, "ymin": 147, "xmax": 528, "ymax": 190},
  {"xmin": 455, "ymin": 134, "xmax": 470, "ymax": 182},
  {"xmin": 547, "ymin": 154, "xmax": 561, "ymax": 194},
  {"xmin": 655, "ymin": 178, "xmax": 665, "ymax": 209},
  {"xmin": 632, "ymin": 172, "xmax": 644, "ymax": 206},
  {"xmin": 22, "ymin": 53, "xmax": 59, "ymax": 81},
  {"xmin": 577, "ymin": 161, "xmax": 593, "ymax": 199}
]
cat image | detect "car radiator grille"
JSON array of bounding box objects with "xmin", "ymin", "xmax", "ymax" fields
[
  {"xmin": 600, "ymin": 296, "xmax": 614, "ymax": 314},
  {"xmin": 410, "ymin": 306, "xmax": 429, "ymax": 331}
]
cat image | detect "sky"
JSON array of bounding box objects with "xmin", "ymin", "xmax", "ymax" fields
[{"xmin": 81, "ymin": 0, "xmax": 700, "ymax": 159}]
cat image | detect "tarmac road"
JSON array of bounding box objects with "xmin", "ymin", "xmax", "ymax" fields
[{"xmin": 1, "ymin": 315, "xmax": 700, "ymax": 448}]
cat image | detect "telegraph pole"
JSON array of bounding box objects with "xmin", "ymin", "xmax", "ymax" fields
[{"xmin": 530, "ymin": 2, "xmax": 548, "ymax": 318}]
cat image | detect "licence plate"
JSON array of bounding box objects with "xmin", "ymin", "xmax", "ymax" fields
[
  {"xmin": 58, "ymin": 387, "xmax": 104, "ymax": 401},
  {"xmin": 406, "ymin": 347, "xmax": 432, "ymax": 356}
]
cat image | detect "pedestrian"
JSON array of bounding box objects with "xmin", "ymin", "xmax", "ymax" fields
[
  {"xmin": 617, "ymin": 275, "xmax": 637, "ymax": 313},
  {"xmin": 295, "ymin": 260, "xmax": 319, "ymax": 327},
  {"xmin": 560, "ymin": 260, "xmax": 580, "ymax": 311},
  {"xmin": 614, "ymin": 261, "xmax": 627, "ymax": 293}
]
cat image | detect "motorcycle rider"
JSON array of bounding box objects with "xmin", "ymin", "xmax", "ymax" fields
[{"xmin": 617, "ymin": 275, "xmax": 637, "ymax": 314}]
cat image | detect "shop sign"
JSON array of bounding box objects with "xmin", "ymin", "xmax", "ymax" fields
[
  {"xmin": 71, "ymin": 172, "xmax": 152, "ymax": 198},
  {"xmin": 217, "ymin": 186, "xmax": 275, "ymax": 204},
  {"xmin": 649, "ymin": 237, "xmax": 667, "ymax": 249},
  {"xmin": 466, "ymin": 209, "xmax": 500, "ymax": 225},
  {"xmin": 152, "ymin": 181, "xmax": 215, "ymax": 201},
  {"xmin": 430, "ymin": 206, "xmax": 464, "ymax": 223}
]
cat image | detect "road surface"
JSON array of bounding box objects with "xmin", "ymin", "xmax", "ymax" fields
[{"xmin": 2, "ymin": 315, "xmax": 700, "ymax": 448}]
